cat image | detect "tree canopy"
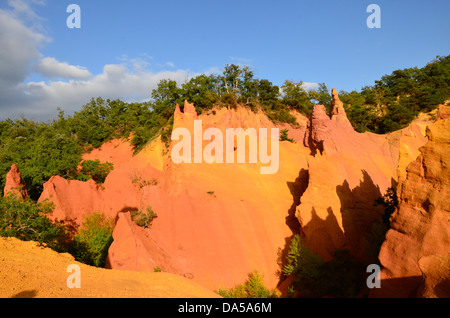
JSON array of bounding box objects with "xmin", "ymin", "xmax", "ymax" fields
[{"xmin": 1, "ymin": 55, "xmax": 449, "ymax": 200}]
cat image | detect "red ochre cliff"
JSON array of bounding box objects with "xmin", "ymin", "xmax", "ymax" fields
[{"xmin": 6, "ymin": 90, "xmax": 447, "ymax": 297}]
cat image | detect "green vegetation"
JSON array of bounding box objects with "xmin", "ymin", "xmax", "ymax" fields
[
  {"xmin": 365, "ymin": 187, "xmax": 399, "ymax": 264},
  {"xmin": 130, "ymin": 206, "xmax": 158, "ymax": 228},
  {"xmin": 2, "ymin": 55, "xmax": 449, "ymax": 201},
  {"xmin": 280, "ymin": 129, "xmax": 294, "ymax": 143},
  {"xmin": 77, "ymin": 159, "xmax": 114, "ymax": 184},
  {"xmin": 0, "ymin": 194, "xmax": 114, "ymax": 268},
  {"xmin": 153, "ymin": 266, "xmax": 162, "ymax": 272},
  {"xmin": 282, "ymin": 235, "xmax": 365, "ymax": 298},
  {"xmin": 71, "ymin": 212, "xmax": 114, "ymax": 267},
  {"xmin": 340, "ymin": 55, "xmax": 450, "ymax": 133},
  {"xmin": 0, "ymin": 55, "xmax": 448, "ymax": 283},
  {"xmin": 131, "ymin": 176, "xmax": 158, "ymax": 188},
  {"xmin": 216, "ymin": 271, "xmax": 277, "ymax": 298},
  {"xmin": 0, "ymin": 195, "xmax": 67, "ymax": 252}
]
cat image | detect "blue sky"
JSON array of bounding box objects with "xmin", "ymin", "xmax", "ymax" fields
[{"xmin": 1, "ymin": 0, "xmax": 449, "ymax": 120}]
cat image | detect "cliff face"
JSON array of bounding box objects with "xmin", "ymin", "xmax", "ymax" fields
[
  {"xmin": 372, "ymin": 117, "xmax": 450, "ymax": 298},
  {"xmin": 39, "ymin": 101, "xmax": 310, "ymax": 290},
  {"xmin": 34, "ymin": 95, "xmax": 443, "ymax": 295},
  {"xmin": 297, "ymin": 91, "xmax": 428, "ymax": 263}
]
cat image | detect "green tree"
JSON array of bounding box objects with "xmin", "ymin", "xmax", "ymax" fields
[
  {"xmin": 0, "ymin": 195, "xmax": 66, "ymax": 251},
  {"xmin": 314, "ymin": 83, "xmax": 332, "ymax": 109},
  {"xmin": 180, "ymin": 74, "xmax": 219, "ymax": 112},
  {"xmin": 217, "ymin": 271, "xmax": 277, "ymax": 298},
  {"xmin": 282, "ymin": 80, "xmax": 314, "ymax": 115},
  {"xmin": 282, "ymin": 235, "xmax": 365, "ymax": 297},
  {"xmin": 151, "ymin": 79, "xmax": 183, "ymax": 117},
  {"xmin": 257, "ymin": 79, "xmax": 279, "ymax": 105},
  {"xmin": 71, "ymin": 212, "xmax": 114, "ymax": 267},
  {"xmin": 77, "ymin": 160, "xmax": 114, "ymax": 184},
  {"xmin": 68, "ymin": 97, "xmax": 114, "ymax": 148},
  {"xmin": 218, "ymin": 64, "xmax": 258, "ymax": 105}
]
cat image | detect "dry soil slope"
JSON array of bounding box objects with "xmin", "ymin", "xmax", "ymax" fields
[{"xmin": 0, "ymin": 237, "xmax": 220, "ymax": 298}]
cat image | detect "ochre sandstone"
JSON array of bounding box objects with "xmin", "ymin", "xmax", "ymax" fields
[{"xmin": 33, "ymin": 95, "xmax": 446, "ymax": 296}]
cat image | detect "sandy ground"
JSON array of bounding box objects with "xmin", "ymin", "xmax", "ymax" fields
[{"xmin": 0, "ymin": 237, "xmax": 220, "ymax": 298}]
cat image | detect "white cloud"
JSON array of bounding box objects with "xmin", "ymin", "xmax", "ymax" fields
[
  {"xmin": 229, "ymin": 56, "xmax": 252, "ymax": 64},
  {"xmin": 6, "ymin": 0, "xmax": 45, "ymax": 23},
  {"xmin": 22, "ymin": 65, "xmax": 193, "ymax": 119},
  {"xmin": 33, "ymin": 57, "xmax": 92, "ymax": 79},
  {"xmin": 302, "ymin": 82, "xmax": 319, "ymax": 91},
  {"xmin": 0, "ymin": 3, "xmax": 50, "ymax": 118},
  {"xmin": 117, "ymin": 54, "xmax": 153, "ymax": 72},
  {"xmin": 0, "ymin": 2, "xmax": 201, "ymax": 120}
]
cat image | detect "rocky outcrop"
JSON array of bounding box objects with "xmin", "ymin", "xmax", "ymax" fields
[
  {"xmin": 38, "ymin": 103, "xmax": 309, "ymax": 290},
  {"xmin": 297, "ymin": 90, "xmax": 428, "ymax": 263},
  {"xmin": 38, "ymin": 176, "xmax": 105, "ymax": 225},
  {"xmin": 38, "ymin": 139, "xmax": 159, "ymax": 227},
  {"xmin": 106, "ymin": 212, "xmax": 183, "ymax": 275},
  {"xmin": 372, "ymin": 118, "xmax": 450, "ymax": 298},
  {"xmin": 34, "ymin": 95, "xmax": 439, "ymax": 294},
  {"xmin": 417, "ymin": 253, "xmax": 450, "ymax": 298},
  {"xmin": 303, "ymin": 90, "xmax": 356, "ymax": 156},
  {"xmin": 329, "ymin": 88, "xmax": 353, "ymax": 130},
  {"xmin": 3, "ymin": 164, "xmax": 28, "ymax": 199},
  {"xmin": 437, "ymin": 104, "xmax": 450, "ymax": 120}
]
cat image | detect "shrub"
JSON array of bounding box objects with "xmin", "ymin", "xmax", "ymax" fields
[
  {"xmin": 132, "ymin": 176, "xmax": 158, "ymax": 188},
  {"xmin": 217, "ymin": 271, "xmax": 277, "ymax": 298},
  {"xmin": 71, "ymin": 212, "xmax": 114, "ymax": 267},
  {"xmin": 130, "ymin": 206, "xmax": 158, "ymax": 228},
  {"xmin": 280, "ymin": 129, "xmax": 294, "ymax": 142},
  {"xmin": 77, "ymin": 159, "xmax": 114, "ymax": 184},
  {"xmin": 282, "ymin": 235, "xmax": 323, "ymax": 279},
  {"xmin": 0, "ymin": 195, "xmax": 67, "ymax": 252},
  {"xmin": 283, "ymin": 235, "xmax": 365, "ymax": 297},
  {"xmin": 365, "ymin": 187, "xmax": 399, "ymax": 263},
  {"xmin": 267, "ymin": 108, "xmax": 299, "ymax": 127}
]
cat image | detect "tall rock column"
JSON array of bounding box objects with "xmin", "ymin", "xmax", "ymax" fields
[
  {"xmin": 372, "ymin": 118, "xmax": 450, "ymax": 298},
  {"xmin": 3, "ymin": 164, "xmax": 28, "ymax": 199}
]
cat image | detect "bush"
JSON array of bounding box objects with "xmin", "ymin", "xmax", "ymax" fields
[
  {"xmin": 130, "ymin": 206, "xmax": 158, "ymax": 228},
  {"xmin": 216, "ymin": 271, "xmax": 277, "ymax": 298},
  {"xmin": 77, "ymin": 159, "xmax": 114, "ymax": 184},
  {"xmin": 283, "ymin": 235, "xmax": 365, "ymax": 297},
  {"xmin": 71, "ymin": 212, "xmax": 114, "ymax": 267},
  {"xmin": 280, "ymin": 129, "xmax": 294, "ymax": 142},
  {"xmin": 266, "ymin": 108, "xmax": 299, "ymax": 127},
  {"xmin": 0, "ymin": 195, "xmax": 68, "ymax": 251},
  {"xmin": 365, "ymin": 187, "xmax": 399, "ymax": 263},
  {"xmin": 282, "ymin": 235, "xmax": 323, "ymax": 279}
]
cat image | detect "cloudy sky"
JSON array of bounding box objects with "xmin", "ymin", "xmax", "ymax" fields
[{"xmin": 1, "ymin": 0, "xmax": 449, "ymax": 121}]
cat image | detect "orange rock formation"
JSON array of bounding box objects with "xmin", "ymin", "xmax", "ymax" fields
[
  {"xmin": 3, "ymin": 164, "xmax": 28, "ymax": 199},
  {"xmin": 371, "ymin": 117, "xmax": 450, "ymax": 297},
  {"xmin": 35, "ymin": 93, "xmax": 444, "ymax": 296}
]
